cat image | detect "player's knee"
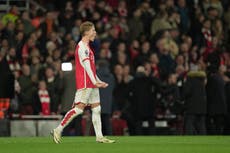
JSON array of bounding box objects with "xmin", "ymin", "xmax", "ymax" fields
[{"xmin": 91, "ymin": 105, "xmax": 101, "ymax": 114}]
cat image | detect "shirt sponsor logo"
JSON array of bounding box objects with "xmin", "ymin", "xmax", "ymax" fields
[{"xmin": 85, "ymin": 50, "xmax": 89, "ymax": 56}]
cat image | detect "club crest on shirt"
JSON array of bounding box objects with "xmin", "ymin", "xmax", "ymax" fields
[{"xmin": 85, "ymin": 50, "xmax": 89, "ymax": 56}]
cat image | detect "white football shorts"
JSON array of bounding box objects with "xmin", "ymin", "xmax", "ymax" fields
[{"xmin": 73, "ymin": 88, "xmax": 100, "ymax": 105}]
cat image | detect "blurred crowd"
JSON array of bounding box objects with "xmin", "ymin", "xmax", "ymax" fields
[{"xmin": 0, "ymin": 0, "xmax": 230, "ymax": 135}]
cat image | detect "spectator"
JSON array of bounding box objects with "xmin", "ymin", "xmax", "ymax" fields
[
  {"xmin": 0, "ymin": 49, "xmax": 14, "ymax": 106},
  {"xmin": 2, "ymin": 21, "xmax": 16, "ymax": 46},
  {"xmin": 21, "ymin": 11, "xmax": 35, "ymax": 36},
  {"xmin": 117, "ymin": 0, "xmax": 128, "ymax": 17},
  {"xmin": 0, "ymin": 39, "xmax": 10, "ymax": 56},
  {"xmin": 98, "ymin": 39, "xmax": 112, "ymax": 61},
  {"xmin": 123, "ymin": 64, "xmax": 133, "ymax": 83},
  {"xmin": 128, "ymin": 66, "xmax": 160, "ymax": 135},
  {"xmin": 71, "ymin": 19, "xmax": 82, "ymax": 42},
  {"xmin": 33, "ymin": 80, "xmax": 51, "ymax": 115},
  {"xmin": 1, "ymin": 6, "xmax": 19, "ymax": 26},
  {"xmin": 13, "ymin": 31, "xmax": 25, "ymax": 60},
  {"xmin": 165, "ymin": 0, "xmax": 176, "ymax": 12},
  {"xmin": 224, "ymin": 5, "xmax": 230, "ymax": 45},
  {"xmin": 140, "ymin": 1, "xmax": 155, "ymax": 38},
  {"xmin": 179, "ymin": 42, "xmax": 190, "ymax": 68},
  {"xmin": 0, "ymin": 47, "xmax": 21, "ymax": 106},
  {"xmin": 182, "ymin": 70, "xmax": 207, "ymax": 135},
  {"xmin": 161, "ymin": 30, "xmax": 179, "ymax": 59},
  {"xmin": 224, "ymin": 73, "xmax": 230, "ymax": 134},
  {"xmin": 5, "ymin": 47, "xmax": 21, "ymax": 74},
  {"xmin": 44, "ymin": 66, "xmax": 62, "ymax": 114},
  {"xmin": 201, "ymin": 19, "xmax": 213, "ymax": 59},
  {"xmin": 113, "ymin": 64, "xmax": 128, "ymax": 110},
  {"xmin": 206, "ymin": 65, "xmax": 228, "ymax": 135},
  {"xmin": 168, "ymin": 9, "xmax": 180, "ymax": 30},
  {"xmin": 112, "ymin": 64, "xmax": 132, "ymax": 134},
  {"xmin": 128, "ymin": 9, "xmax": 143, "ymax": 41},
  {"xmin": 21, "ymin": 37, "xmax": 36, "ymax": 63},
  {"xmin": 31, "ymin": 9, "xmax": 46, "ymax": 29},
  {"xmin": 97, "ymin": 60, "xmax": 115, "ymax": 135},
  {"xmin": 58, "ymin": 10, "xmax": 74, "ymax": 34},
  {"xmin": 176, "ymin": 0, "xmax": 190, "ymax": 34},
  {"xmin": 189, "ymin": 9, "xmax": 205, "ymax": 47},
  {"xmin": 163, "ymin": 73, "xmax": 183, "ymax": 134},
  {"xmin": 202, "ymin": 0, "xmax": 223, "ymax": 18},
  {"xmin": 30, "ymin": 56, "xmax": 43, "ymax": 77},
  {"xmin": 212, "ymin": 19, "xmax": 224, "ymax": 44},
  {"xmin": 18, "ymin": 64, "xmax": 36, "ymax": 115},
  {"xmin": 111, "ymin": 110, "xmax": 129, "ymax": 135},
  {"xmin": 133, "ymin": 40, "xmax": 151, "ymax": 70},
  {"xmin": 149, "ymin": 53, "xmax": 160, "ymax": 78},
  {"xmin": 128, "ymin": 39, "xmax": 140, "ymax": 63},
  {"xmin": 151, "ymin": 11, "xmax": 171, "ymax": 37},
  {"xmin": 112, "ymin": 41, "xmax": 129, "ymax": 66},
  {"xmin": 157, "ymin": 38, "xmax": 176, "ymax": 79}
]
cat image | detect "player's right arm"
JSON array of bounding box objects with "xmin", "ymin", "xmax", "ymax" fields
[
  {"xmin": 95, "ymin": 75, "xmax": 108, "ymax": 88},
  {"xmin": 82, "ymin": 59, "xmax": 108, "ymax": 88},
  {"xmin": 78, "ymin": 48, "xmax": 97, "ymax": 85},
  {"xmin": 78, "ymin": 46, "xmax": 108, "ymax": 88},
  {"xmin": 83, "ymin": 59, "xmax": 97, "ymax": 84}
]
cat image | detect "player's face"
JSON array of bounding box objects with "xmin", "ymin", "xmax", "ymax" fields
[{"xmin": 87, "ymin": 26, "xmax": 97, "ymax": 42}]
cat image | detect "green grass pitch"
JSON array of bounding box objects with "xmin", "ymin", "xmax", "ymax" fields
[{"xmin": 0, "ymin": 136, "xmax": 230, "ymax": 153}]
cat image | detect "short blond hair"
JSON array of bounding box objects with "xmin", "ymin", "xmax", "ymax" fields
[{"xmin": 79, "ymin": 21, "xmax": 94, "ymax": 36}]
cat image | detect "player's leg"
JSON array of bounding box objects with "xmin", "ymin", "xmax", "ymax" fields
[
  {"xmin": 91, "ymin": 103, "xmax": 103, "ymax": 138},
  {"xmin": 51, "ymin": 104, "xmax": 84, "ymax": 143},
  {"xmin": 56, "ymin": 104, "xmax": 85, "ymax": 132},
  {"xmin": 51, "ymin": 89, "xmax": 89, "ymax": 143},
  {"xmin": 89, "ymin": 89, "xmax": 115, "ymax": 143}
]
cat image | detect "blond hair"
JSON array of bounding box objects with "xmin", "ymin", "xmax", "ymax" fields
[{"xmin": 79, "ymin": 21, "xmax": 94, "ymax": 36}]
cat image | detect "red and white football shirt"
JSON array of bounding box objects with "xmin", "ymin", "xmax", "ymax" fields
[{"xmin": 75, "ymin": 41, "xmax": 97, "ymax": 89}]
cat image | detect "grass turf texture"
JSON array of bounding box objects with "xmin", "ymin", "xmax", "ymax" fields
[{"xmin": 0, "ymin": 136, "xmax": 230, "ymax": 153}]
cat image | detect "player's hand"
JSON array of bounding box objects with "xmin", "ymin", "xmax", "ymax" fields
[{"xmin": 95, "ymin": 82, "xmax": 108, "ymax": 88}]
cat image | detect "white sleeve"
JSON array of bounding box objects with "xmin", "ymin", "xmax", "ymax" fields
[
  {"xmin": 96, "ymin": 75, "xmax": 102, "ymax": 83},
  {"xmin": 78, "ymin": 47, "xmax": 97, "ymax": 85},
  {"xmin": 83, "ymin": 60, "xmax": 97, "ymax": 85}
]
